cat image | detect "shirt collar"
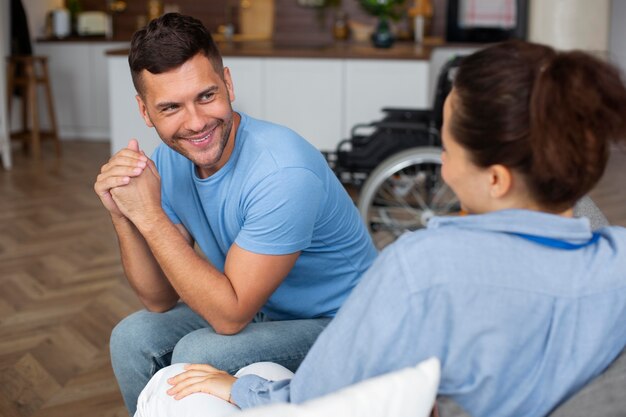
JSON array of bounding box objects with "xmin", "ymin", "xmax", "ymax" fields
[{"xmin": 428, "ymin": 209, "xmax": 593, "ymax": 243}]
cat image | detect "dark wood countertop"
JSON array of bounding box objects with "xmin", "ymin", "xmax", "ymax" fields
[
  {"xmin": 37, "ymin": 35, "xmax": 129, "ymax": 43},
  {"xmin": 105, "ymin": 38, "xmax": 449, "ymax": 61}
]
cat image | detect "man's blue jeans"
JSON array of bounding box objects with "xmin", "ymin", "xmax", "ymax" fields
[{"xmin": 110, "ymin": 303, "xmax": 331, "ymax": 416}]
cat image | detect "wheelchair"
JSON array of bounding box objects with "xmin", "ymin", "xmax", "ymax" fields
[{"xmin": 325, "ymin": 57, "xmax": 464, "ymax": 249}]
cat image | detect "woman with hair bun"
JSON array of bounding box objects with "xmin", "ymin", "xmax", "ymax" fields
[{"xmin": 137, "ymin": 41, "xmax": 626, "ymax": 417}]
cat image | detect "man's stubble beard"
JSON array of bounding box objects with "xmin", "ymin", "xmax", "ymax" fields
[{"xmin": 153, "ymin": 109, "xmax": 235, "ymax": 170}]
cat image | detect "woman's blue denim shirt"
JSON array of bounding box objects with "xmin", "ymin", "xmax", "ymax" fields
[{"xmin": 233, "ymin": 209, "xmax": 626, "ymax": 417}]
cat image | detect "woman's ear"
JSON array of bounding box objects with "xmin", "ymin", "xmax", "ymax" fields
[{"xmin": 488, "ymin": 164, "xmax": 513, "ymax": 199}]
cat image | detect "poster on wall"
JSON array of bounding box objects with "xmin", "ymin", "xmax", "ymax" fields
[{"xmin": 458, "ymin": 0, "xmax": 517, "ymax": 29}]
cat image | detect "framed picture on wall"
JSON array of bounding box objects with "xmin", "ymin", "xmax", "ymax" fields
[{"xmin": 446, "ymin": 0, "xmax": 528, "ymax": 43}]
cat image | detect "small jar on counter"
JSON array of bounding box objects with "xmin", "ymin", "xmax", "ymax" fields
[{"xmin": 333, "ymin": 10, "xmax": 350, "ymax": 41}]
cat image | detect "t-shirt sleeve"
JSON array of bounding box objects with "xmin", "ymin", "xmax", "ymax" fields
[{"xmin": 235, "ymin": 167, "xmax": 325, "ymax": 255}]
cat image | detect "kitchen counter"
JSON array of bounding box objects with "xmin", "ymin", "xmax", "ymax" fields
[
  {"xmin": 38, "ymin": 35, "xmax": 130, "ymax": 43},
  {"xmin": 106, "ymin": 38, "xmax": 447, "ymax": 61},
  {"xmin": 37, "ymin": 32, "xmax": 271, "ymax": 44}
]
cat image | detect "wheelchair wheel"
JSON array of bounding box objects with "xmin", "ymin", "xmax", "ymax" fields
[{"xmin": 358, "ymin": 147, "xmax": 460, "ymax": 249}]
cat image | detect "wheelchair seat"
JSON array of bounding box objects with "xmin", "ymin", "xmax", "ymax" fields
[
  {"xmin": 330, "ymin": 56, "xmax": 463, "ymax": 187},
  {"xmin": 327, "ymin": 57, "xmax": 463, "ymax": 248}
]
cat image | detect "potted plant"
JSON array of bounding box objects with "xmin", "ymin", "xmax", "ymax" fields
[{"xmin": 359, "ymin": 0, "xmax": 406, "ymax": 48}]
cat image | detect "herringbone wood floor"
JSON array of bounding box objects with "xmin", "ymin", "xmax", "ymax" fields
[
  {"xmin": 0, "ymin": 141, "xmax": 624, "ymax": 417},
  {"xmin": 0, "ymin": 141, "xmax": 141, "ymax": 417}
]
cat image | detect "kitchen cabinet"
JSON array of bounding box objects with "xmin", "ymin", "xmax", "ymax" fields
[
  {"xmin": 108, "ymin": 53, "xmax": 159, "ymax": 153},
  {"xmin": 344, "ymin": 59, "xmax": 429, "ymax": 139},
  {"xmin": 34, "ymin": 41, "xmax": 128, "ymax": 140},
  {"xmin": 108, "ymin": 53, "xmax": 429, "ymax": 155},
  {"xmin": 225, "ymin": 57, "xmax": 265, "ymax": 119},
  {"xmin": 263, "ymin": 58, "xmax": 344, "ymax": 151}
]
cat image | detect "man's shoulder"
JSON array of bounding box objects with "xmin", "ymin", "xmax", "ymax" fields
[
  {"xmin": 238, "ymin": 115, "xmax": 326, "ymax": 174},
  {"xmin": 241, "ymin": 113, "xmax": 297, "ymax": 136},
  {"xmin": 241, "ymin": 116, "xmax": 311, "ymax": 151}
]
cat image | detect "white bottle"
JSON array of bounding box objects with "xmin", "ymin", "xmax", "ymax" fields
[{"xmin": 52, "ymin": 8, "xmax": 71, "ymax": 39}]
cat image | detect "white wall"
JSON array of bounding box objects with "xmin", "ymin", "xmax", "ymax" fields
[
  {"xmin": 529, "ymin": 0, "xmax": 611, "ymax": 53},
  {"xmin": 609, "ymin": 0, "xmax": 626, "ymax": 76},
  {"xmin": 1, "ymin": 0, "xmax": 12, "ymax": 169}
]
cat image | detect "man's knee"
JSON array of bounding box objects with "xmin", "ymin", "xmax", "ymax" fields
[
  {"xmin": 171, "ymin": 328, "xmax": 271, "ymax": 374},
  {"xmin": 110, "ymin": 310, "xmax": 173, "ymax": 366},
  {"xmin": 171, "ymin": 329, "xmax": 233, "ymax": 368},
  {"xmin": 170, "ymin": 321, "xmax": 323, "ymax": 374}
]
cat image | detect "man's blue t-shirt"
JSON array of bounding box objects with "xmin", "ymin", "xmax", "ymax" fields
[{"xmin": 152, "ymin": 112, "xmax": 377, "ymax": 320}]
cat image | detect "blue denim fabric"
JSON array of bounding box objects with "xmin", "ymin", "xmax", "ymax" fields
[{"xmin": 110, "ymin": 303, "xmax": 330, "ymax": 416}]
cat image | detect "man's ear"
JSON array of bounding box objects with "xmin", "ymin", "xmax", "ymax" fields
[
  {"xmin": 136, "ymin": 94, "xmax": 155, "ymax": 128},
  {"xmin": 488, "ymin": 164, "xmax": 513, "ymax": 199},
  {"xmin": 223, "ymin": 67, "xmax": 235, "ymax": 103}
]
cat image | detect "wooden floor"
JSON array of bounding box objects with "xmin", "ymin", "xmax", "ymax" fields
[
  {"xmin": 0, "ymin": 142, "xmax": 141, "ymax": 417},
  {"xmin": 0, "ymin": 141, "xmax": 624, "ymax": 417}
]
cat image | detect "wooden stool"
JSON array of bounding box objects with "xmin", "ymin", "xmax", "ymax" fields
[{"xmin": 6, "ymin": 56, "xmax": 61, "ymax": 159}]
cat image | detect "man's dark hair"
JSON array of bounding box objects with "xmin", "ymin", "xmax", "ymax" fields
[{"xmin": 128, "ymin": 13, "xmax": 224, "ymax": 96}]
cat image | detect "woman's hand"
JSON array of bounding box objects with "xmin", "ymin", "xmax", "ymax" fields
[{"xmin": 167, "ymin": 364, "xmax": 238, "ymax": 404}]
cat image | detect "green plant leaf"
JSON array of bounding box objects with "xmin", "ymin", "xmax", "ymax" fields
[{"xmin": 359, "ymin": 0, "xmax": 406, "ymax": 19}]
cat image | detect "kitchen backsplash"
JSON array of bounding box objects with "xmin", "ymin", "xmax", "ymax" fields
[
  {"xmin": 273, "ymin": 0, "xmax": 445, "ymax": 44},
  {"xmin": 77, "ymin": 0, "xmax": 445, "ymax": 42}
]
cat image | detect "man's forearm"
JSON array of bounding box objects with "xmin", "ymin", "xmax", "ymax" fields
[
  {"xmin": 133, "ymin": 212, "xmax": 246, "ymax": 334},
  {"xmin": 112, "ymin": 215, "xmax": 179, "ymax": 311}
]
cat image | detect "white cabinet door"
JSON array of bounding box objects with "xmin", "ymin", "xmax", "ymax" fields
[
  {"xmin": 35, "ymin": 43, "xmax": 91, "ymax": 139},
  {"xmin": 91, "ymin": 43, "xmax": 127, "ymax": 138},
  {"xmin": 264, "ymin": 58, "xmax": 343, "ymax": 152},
  {"xmin": 35, "ymin": 42, "xmax": 127, "ymax": 140},
  {"xmin": 108, "ymin": 55, "xmax": 162, "ymax": 156},
  {"xmin": 224, "ymin": 57, "xmax": 264, "ymax": 120},
  {"xmin": 344, "ymin": 59, "xmax": 429, "ymax": 140}
]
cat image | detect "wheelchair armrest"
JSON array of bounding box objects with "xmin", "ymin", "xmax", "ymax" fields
[
  {"xmin": 370, "ymin": 121, "xmax": 431, "ymax": 131},
  {"xmin": 336, "ymin": 138, "xmax": 354, "ymax": 153},
  {"xmin": 350, "ymin": 121, "xmax": 435, "ymax": 140},
  {"xmin": 350, "ymin": 123, "xmax": 377, "ymax": 139},
  {"xmin": 381, "ymin": 107, "xmax": 433, "ymax": 119},
  {"xmin": 381, "ymin": 107, "xmax": 430, "ymax": 114}
]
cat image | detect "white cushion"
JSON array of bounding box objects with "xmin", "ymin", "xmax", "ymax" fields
[
  {"xmin": 134, "ymin": 358, "xmax": 440, "ymax": 417},
  {"xmin": 234, "ymin": 357, "xmax": 441, "ymax": 417}
]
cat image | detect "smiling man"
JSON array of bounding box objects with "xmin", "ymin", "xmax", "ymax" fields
[{"xmin": 93, "ymin": 13, "xmax": 376, "ymax": 416}]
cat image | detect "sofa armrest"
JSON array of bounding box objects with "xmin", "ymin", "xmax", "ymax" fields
[{"xmin": 548, "ymin": 346, "xmax": 626, "ymax": 417}]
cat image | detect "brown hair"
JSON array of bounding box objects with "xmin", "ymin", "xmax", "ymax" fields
[
  {"xmin": 128, "ymin": 13, "xmax": 224, "ymax": 96},
  {"xmin": 451, "ymin": 40, "xmax": 626, "ymax": 211}
]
